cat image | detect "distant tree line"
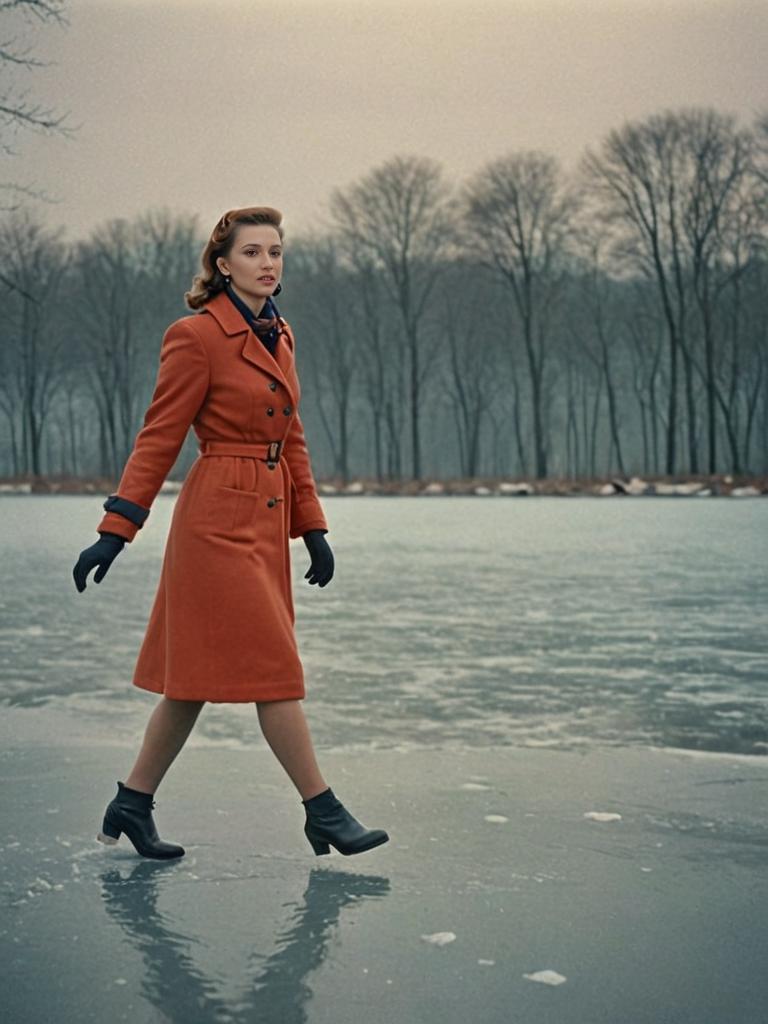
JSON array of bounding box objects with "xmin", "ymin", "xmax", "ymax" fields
[{"xmin": 1, "ymin": 105, "xmax": 767, "ymax": 483}]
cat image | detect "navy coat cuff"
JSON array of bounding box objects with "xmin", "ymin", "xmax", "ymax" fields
[{"xmin": 102, "ymin": 494, "xmax": 151, "ymax": 529}]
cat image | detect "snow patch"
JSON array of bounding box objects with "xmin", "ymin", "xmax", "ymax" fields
[
  {"xmin": 421, "ymin": 931, "xmax": 457, "ymax": 946},
  {"xmin": 523, "ymin": 969, "xmax": 567, "ymax": 986},
  {"xmin": 584, "ymin": 811, "xmax": 622, "ymax": 822}
]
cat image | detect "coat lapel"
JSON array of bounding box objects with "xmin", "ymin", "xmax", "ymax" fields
[{"xmin": 201, "ymin": 290, "xmax": 297, "ymax": 406}]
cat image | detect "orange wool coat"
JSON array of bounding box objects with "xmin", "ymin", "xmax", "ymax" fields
[{"xmin": 96, "ymin": 290, "xmax": 329, "ymax": 703}]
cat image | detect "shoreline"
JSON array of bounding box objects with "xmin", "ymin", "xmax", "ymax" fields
[{"xmin": 1, "ymin": 471, "xmax": 766, "ymax": 497}]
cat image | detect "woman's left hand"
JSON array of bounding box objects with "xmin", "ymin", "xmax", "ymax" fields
[{"xmin": 302, "ymin": 530, "xmax": 334, "ymax": 587}]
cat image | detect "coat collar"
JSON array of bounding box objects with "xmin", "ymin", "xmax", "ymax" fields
[{"xmin": 199, "ymin": 290, "xmax": 296, "ymax": 405}]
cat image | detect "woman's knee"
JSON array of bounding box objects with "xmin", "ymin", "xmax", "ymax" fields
[
  {"xmin": 254, "ymin": 698, "xmax": 298, "ymax": 710},
  {"xmin": 161, "ymin": 696, "xmax": 205, "ymax": 711}
]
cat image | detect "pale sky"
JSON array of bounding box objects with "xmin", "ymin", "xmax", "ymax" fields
[{"xmin": 13, "ymin": 0, "xmax": 768, "ymax": 244}]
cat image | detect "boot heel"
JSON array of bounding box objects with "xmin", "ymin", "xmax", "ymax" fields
[
  {"xmin": 307, "ymin": 834, "xmax": 331, "ymax": 855},
  {"xmin": 96, "ymin": 812, "xmax": 121, "ymax": 845}
]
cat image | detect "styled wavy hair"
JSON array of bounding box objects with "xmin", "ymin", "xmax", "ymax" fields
[{"xmin": 185, "ymin": 206, "xmax": 284, "ymax": 310}]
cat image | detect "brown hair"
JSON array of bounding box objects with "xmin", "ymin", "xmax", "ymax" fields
[{"xmin": 185, "ymin": 205, "xmax": 284, "ymax": 310}]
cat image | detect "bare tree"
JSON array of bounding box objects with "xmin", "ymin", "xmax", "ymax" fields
[
  {"xmin": 132, "ymin": 207, "xmax": 204, "ymax": 324},
  {"xmin": 562, "ymin": 346, "xmax": 578, "ymax": 477},
  {"xmin": 460, "ymin": 150, "xmax": 578, "ymax": 478},
  {"xmin": 739, "ymin": 258, "xmax": 768, "ymax": 472},
  {"xmin": 314, "ymin": 226, "xmax": 405, "ymax": 481},
  {"xmin": 751, "ymin": 108, "xmax": 768, "ymax": 188},
  {"xmin": 624, "ymin": 286, "xmax": 666, "ymax": 475},
  {"xmin": 0, "ymin": 0, "xmax": 77, "ymax": 232},
  {"xmin": 581, "ymin": 112, "xmax": 690, "ymax": 474},
  {"xmin": 66, "ymin": 212, "xmax": 200, "ymax": 476},
  {"xmin": 0, "ymin": 206, "xmax": 69, "ymax": 474},
  {"xmin": 351, "ymin": 254, "xmax": 404, "ymax": 480},
  {"xmin": 565, "ymin": 228, "xmax": 630, "ymax": 477},
  {"xmin": 708, "ymin": 233, "xmax": 768, "ymax": 476},
  {"xmin": 433, "ymin": 263, "xmax": 505, "ymax": 478},
  {"xmin": 680, "ymin": 111, "xmax": 755, "ymax": 473},
  {"xmin": 329, "ymin": 154, "xmax": 455, "ymax": 479},
  {"xmin": 579, "ymin": 108, "xmax": 758, "ymax": 475},
  {"xmin": 285, "ymin": 233, "xmax": 362, "ymax": 484}
]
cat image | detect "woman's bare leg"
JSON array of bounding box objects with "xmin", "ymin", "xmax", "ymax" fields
[
  {"xmin": 255, "ymin": 699, "xmax": 329, "ymax": 800},
  {"xmin": 123, "ymin": 696, "xmax": 205, "ymax": 794}
]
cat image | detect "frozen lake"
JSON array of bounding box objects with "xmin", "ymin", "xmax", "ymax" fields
[
  {"xmin": 1, "ymin": 494, "xmax": 766, "ymax": 756},
  {"xmin": 2, "ymin": 493, "xmax": 768, "ymax": 1024}
]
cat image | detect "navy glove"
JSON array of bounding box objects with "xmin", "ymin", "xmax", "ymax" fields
[
  {"xmin": 73, "ymin": 532, "xmax": 126, "ymax": 592},
  {"xmin": 303, "ymin": 530, "xmax": 334, "ymax": 587}
]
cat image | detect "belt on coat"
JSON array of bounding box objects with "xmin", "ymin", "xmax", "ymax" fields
[{"xmin": 198, "ymin": 439, "xmax": 284, "ymax": 468}]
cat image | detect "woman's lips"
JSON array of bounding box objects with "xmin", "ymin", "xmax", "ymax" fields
[{"xmin": 258, "ymin": 276, "xmax": 275, "ymax": 282}]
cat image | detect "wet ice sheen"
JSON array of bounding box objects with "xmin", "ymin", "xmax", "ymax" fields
[{"xmin": 1, "ymin": 733, "xmax": 766, "ymax": 1024}]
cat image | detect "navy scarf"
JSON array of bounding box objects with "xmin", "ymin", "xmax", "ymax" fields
[{"xmin": 223, "ymin": 281, "xmax": 281, "ymax": 356}]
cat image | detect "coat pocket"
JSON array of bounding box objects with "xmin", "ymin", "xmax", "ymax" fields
[
  {"xmin": 214, "ymin": 485, "xmax": 265, "ymax": 538},
  {"xmin": 210, "ymin": 457, "xmax": 264, "ymax": 538}
]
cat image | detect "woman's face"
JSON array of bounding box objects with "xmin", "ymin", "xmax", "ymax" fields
[{"xmin": 216, "ymin": 224, "xmax": 283, "ymax": 299}]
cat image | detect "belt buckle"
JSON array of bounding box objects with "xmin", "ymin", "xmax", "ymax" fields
[{"xmin": 266, "ymin": 440, "xmax": 282, "ymax": 468}]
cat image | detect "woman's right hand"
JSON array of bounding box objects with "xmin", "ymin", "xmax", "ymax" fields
[{"xmin": 73, "ymin": 533, "xmax": 127, "ymax": 592}]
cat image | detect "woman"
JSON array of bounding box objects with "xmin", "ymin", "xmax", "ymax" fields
[{"xmin": 72, "ymin": 206, "xmax": 389, "ymax": 860}]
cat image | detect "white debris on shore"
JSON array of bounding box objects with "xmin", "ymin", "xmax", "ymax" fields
[
  {"xmin": 0, "ymin": 473, "xmax": 765, "ymax": 497},
  {"xmin": 325, "ymin": 474, "xmax": 765, "ymax": 497},
  {"xmin": 731, "ymin": 486, "xmax": 761, "ymax": 496},
  {"xmin": 498, "ymin": 481, "xmax": 535, "ymax": 495}
]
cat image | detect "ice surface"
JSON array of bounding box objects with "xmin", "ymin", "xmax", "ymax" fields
[
  {"xmin": 2, "ymin": 495, "xmax": 766, "ymax": 757},
  {"xmin": 1, "ymin": 710, "xmax": 767, "ymax": 1024}
]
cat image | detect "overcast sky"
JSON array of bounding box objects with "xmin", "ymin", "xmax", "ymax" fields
[{"xmin": 12, "ymin": 0, "xmax": 768, "ymax": 244}]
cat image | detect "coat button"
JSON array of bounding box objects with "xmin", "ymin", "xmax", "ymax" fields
[
  {"xmin": 266, "ymin": 407, "xmax": 274, "ymax": 416},
  {"xmin": 283, "ymin": 406, "xmax": 292, "ymax": 415},
  {"xmin": 268, "ymin": 381, "xmax": 277, "ymax": 391},
  {"xmin": 267, "ymin": 498, "xmax": 276, "ymax": 507}
]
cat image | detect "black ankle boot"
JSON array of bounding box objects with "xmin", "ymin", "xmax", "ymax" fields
[
  {"xmin": 302, "ymin": 787, "xmax": 389, "ymax": 856},
  {"xmin": 96, "ymin": 781, "xmax": 185, "ymax": 860}
]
